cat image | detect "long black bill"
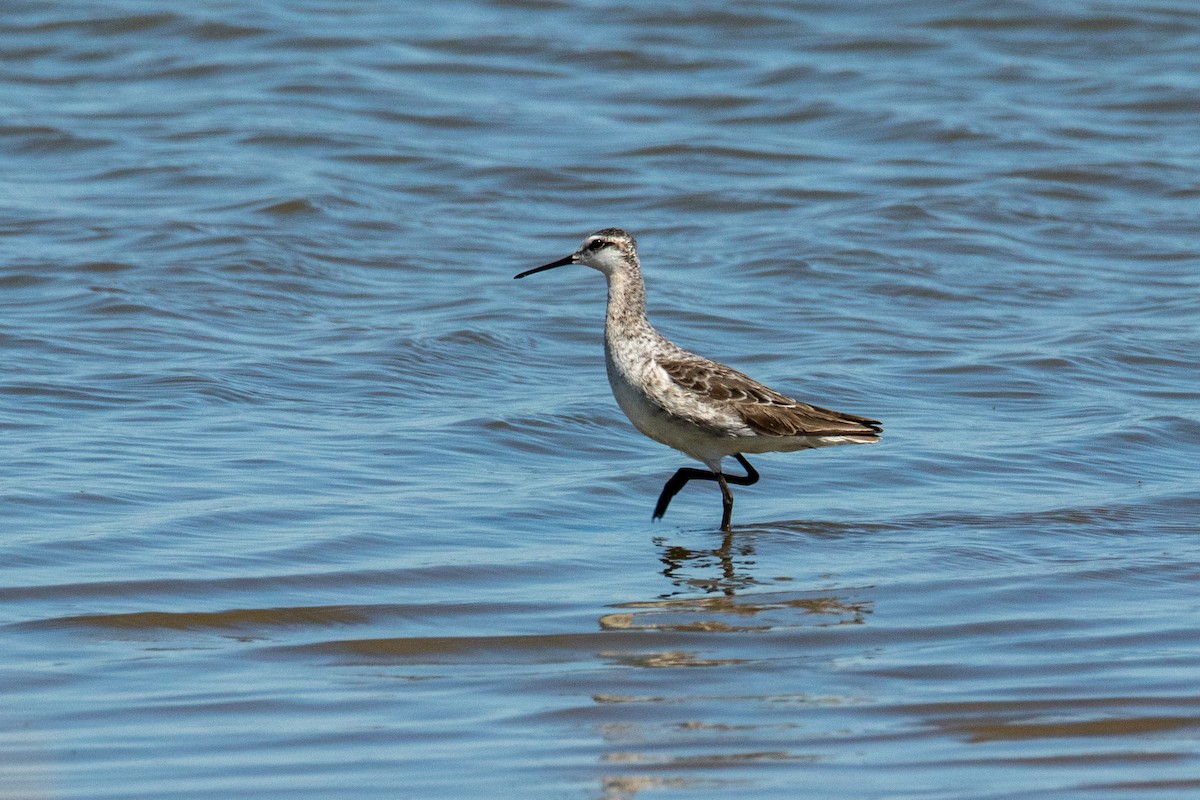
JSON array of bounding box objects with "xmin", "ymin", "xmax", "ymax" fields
[{"xmin": 514, "ymin": 254, "xmax": 574, "ymax": 279}]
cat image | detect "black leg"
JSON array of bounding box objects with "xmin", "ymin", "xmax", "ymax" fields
[
  {"xmin": 652, "ymin": 467, "xmax": 715, "ymax": 520},
  {"xmin": 717, "ymin": 472, "xmax": 734, "ymax": 531},
  {"xmin": 652, "ymin": 454, "xmax": 760, "ymax": 530},
  {"xmin": 729, "ymin": 454, "xmax": 760, "ymax": 487}
]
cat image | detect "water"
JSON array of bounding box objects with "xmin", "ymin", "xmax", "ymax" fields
[{"xmin": 3, "ymin": 1, "xmax": 1199, "ymax": 797}]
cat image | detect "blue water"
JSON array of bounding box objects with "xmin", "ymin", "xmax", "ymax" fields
[{"xmin": 3, "ymin": 2, "xmax": 1199, "ymax": 798}]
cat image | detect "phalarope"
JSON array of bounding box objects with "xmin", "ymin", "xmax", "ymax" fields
[{"xmin": 515, "ymin": 228, "xmax": 881, "ymax": 532}]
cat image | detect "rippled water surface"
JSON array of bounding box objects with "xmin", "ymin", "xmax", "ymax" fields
[{"xmin": 3, "ymin": 1, "xmax": 1199, "ymax": 798}]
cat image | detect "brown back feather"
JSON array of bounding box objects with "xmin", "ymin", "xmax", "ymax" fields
[{"xmin": 659, "ymin": 358, "xmax": 882, "ymax": 440}]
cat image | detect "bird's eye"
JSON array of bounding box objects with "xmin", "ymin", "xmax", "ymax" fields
[{"xmin": 588, "ymin": 239, "xmax": 608, "ymax": 251}]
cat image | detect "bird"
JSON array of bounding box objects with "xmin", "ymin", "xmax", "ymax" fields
[{"xmin": 514, "ymin": 228, "xmax": 881, "ymax": 532}]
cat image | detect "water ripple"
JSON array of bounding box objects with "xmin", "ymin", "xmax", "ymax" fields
[{"xmin": 4, "ymin": 1, "xmax": 1200, "ymax": 798}]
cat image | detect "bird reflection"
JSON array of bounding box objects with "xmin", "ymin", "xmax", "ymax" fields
[
  {"xmin": 600, "ymin": 533, "xmax": 872, "ymax": 634},
  {"xmin": 654, "ymin": 531, "xmax": 760, "ymax": 598}
]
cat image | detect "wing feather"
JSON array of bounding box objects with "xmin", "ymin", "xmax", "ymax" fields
[{"xmin": 658, "ymin": 357, "xmax": 882, "ymax": 440}]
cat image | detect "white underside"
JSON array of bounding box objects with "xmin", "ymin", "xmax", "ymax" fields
[{"xmin": 605, "ymin": 339, "xmax": 859, "ymax": 472}]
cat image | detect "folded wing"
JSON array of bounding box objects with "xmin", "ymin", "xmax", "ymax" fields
[{"xmin": 658, "ymin": 357, "xmax": 882, "ymax": 441}]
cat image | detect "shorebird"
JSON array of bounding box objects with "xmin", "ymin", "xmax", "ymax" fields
[{"xmin": 514, "ymin": 228, "xmax": 881, "ymax": 532}]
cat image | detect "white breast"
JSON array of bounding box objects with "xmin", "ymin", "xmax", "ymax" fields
[{"xmin": 603, "ymin": 333, "xmax": 750, "ymax": 467}]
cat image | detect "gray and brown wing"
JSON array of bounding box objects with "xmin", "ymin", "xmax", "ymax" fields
[{"xmin": 658, "ymin": 357, "xmax": 882, "ymax": 440}]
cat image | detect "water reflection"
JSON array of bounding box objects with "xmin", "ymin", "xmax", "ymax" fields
[
  {"xmin": 654, "ymin": 531, "xmax": 759, "ymax": 598},
  {"xmin": 594, "ymin": 535, "xmax": 874, "ymax": 798},
  {"xmin": 596, "ymin": 532, "xmax": 872, "ymax": 635}
]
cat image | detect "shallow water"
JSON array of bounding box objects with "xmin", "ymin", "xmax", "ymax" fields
[{"xmin": 3, "ymin": 1, "xmax": 1199, "ymax": 798}]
